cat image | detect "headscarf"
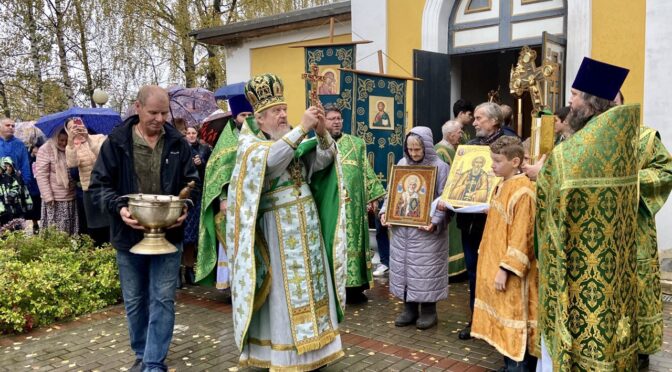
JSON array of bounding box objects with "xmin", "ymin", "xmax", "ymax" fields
[
  {"xmin": 48, "ymin": 129, "xmax": 69, "ymax": 189},
  {"xmin": 403, "ymin": 126, "xmax": 439, "ymax": 166}
]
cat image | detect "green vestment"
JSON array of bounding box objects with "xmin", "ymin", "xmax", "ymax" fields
[
  {"xmin": 195, "ymin": 119, "xmax": 239, "ymax": 286},
  {"xmin": 537, "ymin": 105, "xmax": 641, "ymax": 371},
  {"xmin": 227, "ymin": 122, "xmax": 348, "ymax": 354},
  {"xmin": 636, "ymin": 127, "xmax": 672, "ymax": 355},
  {"xmin": 434, "ymin": 142, "xmax": 466, "ymax": 277},
  {"xmin": 335, "ymin": 134, "xmax": 385, "ymax": 288}
]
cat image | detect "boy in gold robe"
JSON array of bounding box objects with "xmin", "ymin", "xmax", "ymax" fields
[{"xmin": 470, "ymin": 136, "xmax": 537, "ymax": 371}]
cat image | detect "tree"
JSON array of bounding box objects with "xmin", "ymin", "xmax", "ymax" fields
[{"xmin": 45, "ymin": 0, "xmax": 75, "ymax": 107}]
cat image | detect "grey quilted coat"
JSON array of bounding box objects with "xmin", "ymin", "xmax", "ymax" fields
[{"xmin": 381, "ymin": 126, "xmax": 450, "ymax": 303}]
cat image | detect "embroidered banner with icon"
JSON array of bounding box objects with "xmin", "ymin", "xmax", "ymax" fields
[
  {"xmin": 302, "ymin": 44, "xmax": 357, "ymax": 134},
  {"xmin": 349, "ymin": 70, "xmax": 407, "ymax": 188}
]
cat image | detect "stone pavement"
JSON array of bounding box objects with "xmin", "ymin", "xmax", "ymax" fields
[{"xmin": 2, "ymin": 276, "xmax": 672, "ymax": 371}]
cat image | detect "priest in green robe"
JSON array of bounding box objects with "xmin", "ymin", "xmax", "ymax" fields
[
  {"xmin": 434, "ymin": 119, "xmax": 466, "ymax": 277},
  {"xmin": 635, "ymin": 126, "xmax": 672, "ymax": 368},
  {"xmin": 322, "ymin": 104, "xmax": 385, "ymax": 304},
  {"xmin": 195, "ymin": 95, "xmax": 253, "ymax": 288},
  {"xmin": 537, "ymin": 57, "xmax": 639, "ymax": 371},
  {"xmin": 226, "ymin": 73, "xmax": 347, "ymax": 370}
]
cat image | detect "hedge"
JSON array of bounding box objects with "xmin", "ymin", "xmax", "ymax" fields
[{"xmin": 0, "ymin": 228, "xmax": 121, "ymax": 334}]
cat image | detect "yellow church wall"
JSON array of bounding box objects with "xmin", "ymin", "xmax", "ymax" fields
[
  {"xmin": 250, "ymin": 34, "xmax": 352, "ymax": 125},
  {"xmin": 387, "ymin": 0, "xmax": 426, "ymax": 130},
  {"xmin": 591, "ymin": 0, "xmax": 646, "ymax": 107}
]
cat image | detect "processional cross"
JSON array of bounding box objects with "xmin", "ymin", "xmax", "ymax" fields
[
  {"xmin": 509, "ymin": 46, "xmax": 556, "ymax": 115},
  {"xmin": 509, "ymin": 46, "xmax": 557, "ymax": 161},
  {"xmin": 302, "ymin": 63, "xmax": 325, "ymax": 107}
]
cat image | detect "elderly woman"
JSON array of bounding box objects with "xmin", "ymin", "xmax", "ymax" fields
[
  {"xmin": 36, "ymin": 128, "xmax": 78, "ymax": 234},
  {"xmin": 380, "ymin": 126, "xmax": 451, "ymax": 330},
  {"xmin": 64, "ymin": 117, "xmax": 108, "ymax": 244}
]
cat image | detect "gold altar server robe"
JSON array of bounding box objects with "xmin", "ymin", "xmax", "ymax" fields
[{"xmin": 471, "ymin": 174, "xmax": 537, "ymax": 361}]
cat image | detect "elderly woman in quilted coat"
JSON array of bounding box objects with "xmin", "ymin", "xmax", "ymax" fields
[{"xmin": 380, "ymin": 126, "xmax": 450, "ymax": 330}]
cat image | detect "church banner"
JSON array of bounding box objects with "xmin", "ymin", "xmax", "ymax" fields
[
  {"xmin": 302, "ymin": 43, "xmax": 357, "ymax": 134},
  {"xmin": 349, "ymin": 70, "xmax": 407, "ymax": 188}
]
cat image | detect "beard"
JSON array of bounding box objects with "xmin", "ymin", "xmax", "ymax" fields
[
  {"xmin": 267, "ymin": 124, "xmax": 290, "ymax": 140},
  {"xmin": 566, "ymin": 106, "xmax": 594, "ymax": 133}
]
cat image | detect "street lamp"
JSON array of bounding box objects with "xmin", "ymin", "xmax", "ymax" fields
[{"xmin": 92, "ymin": 89, "xmax": 109, "ymax": 107}]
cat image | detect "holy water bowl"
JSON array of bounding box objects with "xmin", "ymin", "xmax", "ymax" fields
[{"xmin": 125, "ymin": 194, "xmax": 189, "ymax": 255}]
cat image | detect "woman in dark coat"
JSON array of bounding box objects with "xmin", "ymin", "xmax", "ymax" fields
[{"xmin": 181, "ymin": 126, "xmax": 211, "ymax": 285}]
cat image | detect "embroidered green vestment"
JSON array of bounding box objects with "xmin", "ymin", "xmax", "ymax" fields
[
  {"xmin": 334, "ymin": 134, "xmax": 385, "ymax": 288},
  {"xmin": 537, "ymin": 104, "xmax": 641, "ymax": 371},
  {"xmin": 195, "ymin": 119, "xmax": 239, "ymax": 286},
  {"xmin": 636, "ymin": 127, "xmax": 672, "ymax": 354}
]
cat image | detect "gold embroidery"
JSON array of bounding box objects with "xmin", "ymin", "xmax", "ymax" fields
[
  {"xmin": 505, "ymin": 246, "xmax": 531, "ymax": 269},
  {"xmin": 239, "ymin": 348, "xmax": 344, "ymax": 371}
]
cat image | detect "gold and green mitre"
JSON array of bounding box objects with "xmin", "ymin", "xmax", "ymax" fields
[
  {"xmin": 245, "ymin": 73, "xmax": 286, "ymax": 113},
  {"xmin": 536, "ymin": 104, "xmax": 640, "ymax": 371}
]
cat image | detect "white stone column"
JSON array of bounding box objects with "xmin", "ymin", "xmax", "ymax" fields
[
  {"xmin": 351, "ymin": 0, "xmax": 387, "ymax": 72},
  {"xmin": 565, "ymin": 0, "xmax": 592, "ymax": 103}
]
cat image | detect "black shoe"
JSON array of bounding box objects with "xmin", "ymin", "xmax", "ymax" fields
[
  {"xmin": 177, "ymin": 266, "xmax": 185, "ymax": 289},
  {"xmin": 416, "ymin": 302, "xmax": 438, "ymax": 330},
  {"xmin": 395, "ymin": 301, "xmax": 419, "ymax": 327},
  {"xmin": 129, "ymin": 359, "xmax": 143, "ymax": 372},
  {"xmin": 185, "ymin": 266, "xmax": 195, "ymax": 285},
  {"xmin": 638, "ymin": 354, "xmax": 650, "ymax": 370},
  {"xmin": 345, "ymin": 288, "xmax": 368, "ymax": 304},
  {"xmin": 458, "ymin": 323, "xmax": 472, "ymax": 340}
]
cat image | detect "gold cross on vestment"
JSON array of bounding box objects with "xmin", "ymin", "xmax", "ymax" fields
[
  {"xmin": 288, "ymin": 261, "xmax": 306, "ymax": 299},
  {"xmin": 509, "ymin": 46, "xmax": 556, "ymax": 114},
  {"xmin": 302, "ymin": 63, "xmax": 325, "ymax": 108}
]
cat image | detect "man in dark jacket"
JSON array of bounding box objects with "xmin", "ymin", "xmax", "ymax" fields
[{"xmin": 89, "ymin": 85, "xmax": 199, "ymax": 372}]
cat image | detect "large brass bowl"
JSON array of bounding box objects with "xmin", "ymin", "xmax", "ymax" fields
[{"xmin": 126, "ymin": 194, "xmax": 186, "ymax": 255}]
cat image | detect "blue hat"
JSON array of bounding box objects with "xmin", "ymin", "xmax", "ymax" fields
[
  {"xmin": 572, "ymin": 57, "xmax": 629, "ymax": 101},
  {"xmin": 228, "ymin": 95, "xmax": 253, "ymax": 117}
]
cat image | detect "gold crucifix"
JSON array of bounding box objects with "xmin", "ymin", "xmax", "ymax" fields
[
  {"xmin": 301, "ymin": 63, "xmax": 325, "ymax": 108},
  {"xmin": 509, "ymin": 46, "xmax": 556, "ymax": 114},
  {"xmin": 509, "ymin": 46, "xmax": 557, "ymax": 163}
]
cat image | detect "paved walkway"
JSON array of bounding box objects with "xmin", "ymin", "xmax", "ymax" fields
[{"xmin": 2, "ymin": 277, "xmax": 672, "ymax": 371}]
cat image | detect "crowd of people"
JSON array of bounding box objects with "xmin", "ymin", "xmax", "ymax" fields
[{"xmin": 1, "ymin": 55, "xmax": 671, "ymax": 372}]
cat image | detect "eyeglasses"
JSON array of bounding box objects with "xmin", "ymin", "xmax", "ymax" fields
[{"xmin": 327, "ymin": 117, "xmax": 343, "ymax": 122}]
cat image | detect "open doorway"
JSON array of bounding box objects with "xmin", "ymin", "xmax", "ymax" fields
[{"xmin": 453, "ymin": 46, "xmax": 543, "ymax": 140}]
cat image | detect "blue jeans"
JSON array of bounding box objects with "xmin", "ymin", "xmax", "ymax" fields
[
  {"xmin": 116, "ymin": 246, "xmax": 182, "ymax": 372},
  {"xmin": 375, "ymin": 216, "xmax": 390, "ymax": 267},
  {"xmin": 461, "ymin": 228, "xmax": 482, "ymax": 314}
]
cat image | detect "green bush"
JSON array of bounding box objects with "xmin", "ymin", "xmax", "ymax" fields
[{"xmin": 0, "ymin": 228, "xmax": 121, "ymax": 334}]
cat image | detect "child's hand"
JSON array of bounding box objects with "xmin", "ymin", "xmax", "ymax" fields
[{"xmin": 494, "ymin": 268, "xmax": 508, "ymax": 292}]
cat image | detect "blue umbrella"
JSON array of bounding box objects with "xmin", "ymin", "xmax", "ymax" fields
[
  {"xmin": 36, "ymin": 107, "xmax": 122, "ymax": 137},
  {"xmin": 214, "ymin": 82, "xmax": 246, "ymax": 100}
]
